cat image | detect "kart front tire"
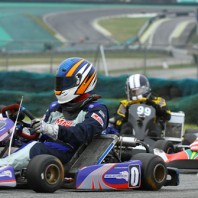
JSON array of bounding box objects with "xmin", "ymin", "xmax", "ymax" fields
[
  {"xmin": 27, "ymin": 154, "xmax": 64, "ymax": 193},
  {"xmin": 131, "ymin": 153, "xmax": 167, "ymax": 190}
]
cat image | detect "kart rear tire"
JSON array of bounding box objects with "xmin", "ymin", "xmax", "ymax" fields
[
  {"xmin": 183, "ymin": 129, "xmax": 198, "ymax": 145},
  {"xmin": 131, "ymin": 153, "xmax": 167, "ymax": 190},
  {"xmin": 27, "ymin": 154, "xmax": 64, "ymax": 193},
  {"xmin": 154, "ymin": 140, "xmax": 174, "ymax": 153},
  {"xmin": 182, "ymin": 132, "xmax": 197, "ymax": 145}
]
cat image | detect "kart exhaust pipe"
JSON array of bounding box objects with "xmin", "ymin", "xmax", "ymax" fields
[
  {"xmin": 118, "ymin": 136, "xmax": 137, "ymax": 147},
  {"xmin": 118, "ymin": 136, "xmax": 150, "ymax": 153}
]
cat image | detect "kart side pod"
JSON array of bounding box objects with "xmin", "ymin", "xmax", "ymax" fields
[
  {"xmin": 76, "ymin": 161, "xmax": 142, "ymax": 190},
  {"xmin": 75, "ymin": 153, "xmax": 179, "ymax": 191}
]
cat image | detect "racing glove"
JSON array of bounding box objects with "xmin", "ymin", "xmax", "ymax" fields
[{"xmin": 31, "ymin": 119, "xmax": 59, "ymax": 140}]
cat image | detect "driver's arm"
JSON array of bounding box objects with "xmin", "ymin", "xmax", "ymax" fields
[
  {"xmin": 113, "ymin": 100, "xmax": 128, "ymax": 130},
  {"xmin": 146, "ymin": 97, "xmax": 171, "ymax": 121}
]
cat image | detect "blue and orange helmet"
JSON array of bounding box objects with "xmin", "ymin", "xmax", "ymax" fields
[{"xmin": 55, "ymin": 57, "xmax": 97, "ymax": 104}]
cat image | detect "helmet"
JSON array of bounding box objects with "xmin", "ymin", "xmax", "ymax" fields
[
  {"xmin": 55, "ymin": 57, "xmax": 97, "ymax": 104},
  {"xmin": 126, "ymin": 74, "xmax": 151, "ymax": 101}
]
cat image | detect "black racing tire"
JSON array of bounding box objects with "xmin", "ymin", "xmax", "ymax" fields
[
  {"xmin": 154, "ymin": 140, "xmax": 174, "ymax": 153},
  {"xmin": 182, "ymin": 133, "xmax": 197, "ymax": 145},
  {"xmin": 131, "ymin": 153, "xmax": 167, "ymax": 190},
  {"xmin": 27, "ymin": 154, "xmax": 64, "ymax": 193},
  {"xmin": 182, "ymin": 129, "xmax": 198, "ymax": 145}
]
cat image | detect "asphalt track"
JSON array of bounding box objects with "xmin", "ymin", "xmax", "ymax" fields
[
  {"xmin": 0, "ymin": 173, "xmax": 198, "ymax": 198},
  {"xmin": 44, "ymin": 6, "xmax": 195, "ymax": 45}
]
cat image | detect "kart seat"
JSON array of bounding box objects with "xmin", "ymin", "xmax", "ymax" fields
[{"xmin": 64, "ymin": 134, "xmax": 118, "ymax": 176}]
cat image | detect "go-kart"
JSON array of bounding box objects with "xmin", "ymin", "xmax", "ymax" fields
[
  {"xmin": 108, "ymin": 99, "xmax": 198, "ymax": 172},
  {"xmin": 153, "ymin": 138, "xmax": 198, "ymax": 171},
  {"xmin": 153, "ymin": 145, "xmax": 198, "ymax": 171},
  {"xmin": 152, "ymin": 109, "xmax": 198, "ymax": 170},
  {"xmin": 0, "ymin": 103, "xmax": 179, "ymax": 193},
  {"xmin": 110, "ymin": 99, "xmax": 185, "ymax": 154}
]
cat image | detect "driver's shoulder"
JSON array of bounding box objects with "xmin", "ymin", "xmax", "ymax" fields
[{"xmin": 120, "ymin": 99, "xmax": 130, "ymax": 107}]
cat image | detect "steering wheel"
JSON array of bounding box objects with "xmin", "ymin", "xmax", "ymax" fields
[{"xmin": 1, "ymin": 104, "xmax": 39, "ymax": 140}]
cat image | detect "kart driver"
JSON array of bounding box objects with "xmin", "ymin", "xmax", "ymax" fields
[
  {"xmin": 111, "ymin": 74, "xmax": 171, "ymax": 138},
  {"xmin": 0, "ymin": 57, "xmax": 109, "ymax": 171}
]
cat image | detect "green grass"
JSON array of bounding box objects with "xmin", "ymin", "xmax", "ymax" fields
[
  {"xmin": 98, "ymin": 17, "xmax": 149, "ymax": 43},
  {"xmin": 0, "ymin": 49, "xmax": 170, "ymax": 68},
  {"xmin": 99, "ymin": 16, "xmax": 198, "ymax": 47},
  {"xmin": 185, "ymin": 123, "xmax": 198, "ymax": 130}
]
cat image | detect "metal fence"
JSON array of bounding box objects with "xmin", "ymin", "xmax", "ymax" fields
[{"xmin": 0, "ymin": 40, "xmax": 197, "ymax": 79}]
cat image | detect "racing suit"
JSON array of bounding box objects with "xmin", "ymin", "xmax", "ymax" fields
[
  {"xmin": 113, "ymin": 95, "xmax": 171, "ymax": 137},
  {"xmin": 0, "ymin": 95, "xmax": 109, "ymax": 171}
]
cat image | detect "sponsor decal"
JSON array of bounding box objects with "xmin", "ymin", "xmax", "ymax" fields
[
  {"xmin": 114, "ymin": 166, "xmax": 128, "ymax": 169},
  {"xmin": 0, "ymin": 170, "xmax": 12, "ymax": 178},
  {"xmin": 89, "ymin": 104, "xmax": 94, "ymax": 109},
  {"xmin": 99, "ymin": 110, "xmax": 105, "ymax": 118},
  {"xmin": 55, "ymin": 119, "xmax": 74, "ymax": 127},
  {"xmin": 104, "ymin": 171, "xmax": 129, "ymax": 181},
  {"xmin": 91, "ymin": 113, "xmax": 104, "ymax": 127}
]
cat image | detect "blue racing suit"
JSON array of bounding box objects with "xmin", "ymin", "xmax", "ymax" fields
[{"xmin": 30, "ymin": 98, "xmax": 109, "ymax": 164}]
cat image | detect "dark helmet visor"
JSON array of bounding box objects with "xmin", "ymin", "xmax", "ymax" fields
[
  {"xmin": 55, "ymin": 76, "xmax": 77, "ymax": 91},
  {"xmin": 130, "ymin": 87, "xmax": 143, "ymax": 96}
]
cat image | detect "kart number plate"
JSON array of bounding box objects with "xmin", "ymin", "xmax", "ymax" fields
[
  {"xmin": 137, "ymin": 106, "xmax": 151, "ymax": 117},
  {"xmin": 129, "ymin": 164, "xmax": 141, "ymax": 188}
]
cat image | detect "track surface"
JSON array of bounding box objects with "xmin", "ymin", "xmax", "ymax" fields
[
  {"xmin": 0, "ymin": 173, "xmax": 198, "ymax": 198},
  {"xmin": 44, "ymin": 6, "xmax": 195, "ymax": 46}
]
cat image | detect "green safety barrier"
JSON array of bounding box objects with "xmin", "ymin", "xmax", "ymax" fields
[{"xmin": 0, "ymin": 71, "xmax": 198, "ymax": 124}]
